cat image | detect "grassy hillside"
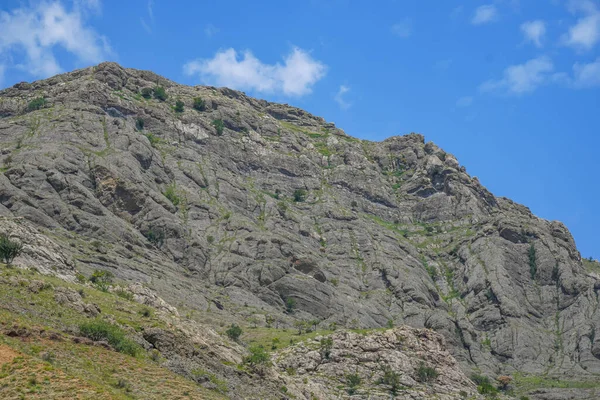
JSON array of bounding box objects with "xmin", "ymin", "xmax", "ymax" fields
[{"xmin": 0, "ymin": 265, "xmax": 224, "ymax": 400}]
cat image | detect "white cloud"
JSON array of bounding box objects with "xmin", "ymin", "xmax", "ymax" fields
[
  {"xmin": 334, "ymin": 85, "xmax": 351, "ymax": 109},
  {"xmin": 140, "ymin": 0, "xmax": 154, "ymax": 34},
  {"xmin": 204, "ymin": 24, "xmax": 219, "ymax": 38},
  {"xmin": 521, "ymin": 20, "xmax": 546, "ymax": 47},
  {"xmin": 480, "ymin": 57, "xmax": 554, "ymax": 94},
  {"xmin": 147, "ymin": 0, "xmax": 154, "ymax": 22},
  {"xmin": 562, "ymin": 0, "xmax": 600, "ymax": 50},
  {"xmin": 184, "ymin": 47, "xmax": 327, "ymax": 97},
  {"xmin": 456, "ymin": 96, "xmax": 473, "ymax": 107},
  {"xmin": 572, "ymin": 58, "xmax": 600, "ymax": 87},
  {"xmin": 472, "ymin": 5, "xmax": 498, "ymax": 25},
  {"xmin": 391, "ymin": 19, "xmax": 413, "ymax": 38},
  {"xmin": 0, "ymin": 1, "xmax": 110, "ymax": 78}
]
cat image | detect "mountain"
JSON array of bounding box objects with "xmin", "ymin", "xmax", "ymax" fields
[{"xmin": 0, "ymin": 62, "xmax": 599, "ymax": 399}]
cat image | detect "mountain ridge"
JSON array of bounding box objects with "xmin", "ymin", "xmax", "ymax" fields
[{"xmin": 1, "ymin": 61, "xmax": 600, "ymax": 399}]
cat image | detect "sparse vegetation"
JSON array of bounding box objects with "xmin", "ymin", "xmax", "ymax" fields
[
  {"xmin": 244, "ymin": 345, "xmax": 271, "ymax": 373},
  {"xmin": 136, "ymin": 117, "xmax": 145, "ymax": 131},
  {"xmin": 141, "ymin": 87, "xmax": 153, "ymax": 99},
  {"xmin": 164, "ymin": 182, "xmax": 181, "ymax": 206},
  {"xmin": 379, "ymin": 366, "xmax": 403, "ymax": 395},
  {"xmin": 146, "ymin": 228, "xmax": 165, "ymax": 247},
  {"xmin": 114, "ymin": 287, "xmax": 134, "ymax": 301},
  {"xmin": 145, "ymin": 132, "xmax": 162, "ymax": 146},
  {"xmin": 529, "ymin": 243, "xmax": 537, "ymax": 280},
  {"xmin": 154, "ymin": 86, "xmax": 168, "ymax": 101},
  {"xmin": 79, "ymin": 319, "xmax": 140, "ymax": 357},
  {"xmin": 471, "ymin": 373, "xmax": 499, "ymax": 395},
  {"xmin": 27, "ymin": 97, "xmax": 47, "ymax": 112},
  {"xmin": 319, "ymin": 337, "xmax": 333, "ymax": 359},
  {"xmin": 346, "ymin": 373, "xmax": 361, "ymax": 395},
  {"xmin": 225, "ymin": 324, "xmax": 243, "ymax": 341},
  {"xmin": 89, "ymin": 269, "xmax": 113, "ymax": 292},
  {"xmin": 415, "ymin": 362, "xmax": 438, "ymax": 383},
  {"xmin": 0, "ymin": 233, "xmax": 23, "ymax": 265},
  {"xmin": 193, "ymin": 97, "xmax": 206, "ymax": 111},
  {"xmin": 293, "ymin": 189, "xmax": 307, "ymax": 202},
  {"xmin": 285, "ymin": 297, "xmax": 296, "ymax": 313},
  {"xmin": 174, "ymin": 99, "xmax": 184, "ymax": 113},
  {"xmin": 212, "ymin": 119, "xmax": 224, "ymax": 135}
]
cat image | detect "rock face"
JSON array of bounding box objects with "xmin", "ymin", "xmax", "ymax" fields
[
  {"xmin": 275, "ymin": 327, "xmax": 480, "ymax": 399},
  {"xmin": 1, "ymin": 62, "xmax": 599, "ymax": 386}
]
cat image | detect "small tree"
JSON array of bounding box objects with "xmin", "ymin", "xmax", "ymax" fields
[
  {"xmin": 135, "ymin": 117, "xmax": 144, "ymax": 131},
  {"xmin": 320, "ymin": 337, "xmax": 333, "ymax": 359},
  {"xmin": 212, "ymin": 119, "xmax": 224, "ymax": 136},
  {"xmin": 415, "ymin": 362, "xmax": 438, "ymax": 383},
  {"xmin": 193, "ymin": 97, "xmax": 206, "ymax": 111},
  {"xmin": 293, "ymin": 189, "xmax": 307, "ymax": 202},
  {"xmin": 27, "ymin": 97, "xmax": 47, "ymax": 112},
  {"xmin": 293, "ymin": 320, "xmax": 311, "ymax": 335},
  {"xmin": 89, "ymin": 269, "xmax": 114, "ymax": 292},
  {"xmin": 141, "ymin": 87, "xmax": 153, "ymax": 99},
  {"xmin": 225, "ymin": 324, "xmax": 242, "ymax": 341},
  {"xmin": 285, "ymin": 297, "xmax": 296, "ymax": 313},
  {"xmin": 471, "ymin": 374, "xmax": 498, "ymax": 395},
  {"xmin": 529, "ymin": 243, "xmax": 537, "ymax": 279},
  {"xmin": 154, "ymin": 86, "xmax": 168, "ymax": 101},
  {"xmin": 174, "ymin": 100, "xmax": 184, "ymax": 113},
  {"xmin": 346, "ymin": 373, "xmax": 361, "ymax": 395},
  {"xmin": 0, "ymin": 234, "xmax": 23, "ymax": 265},
  {"xmin": 244, "ymin": 345, "xmax": 271, "ymax": 374},
  {"xmin": 379, "ymin": 366, "xmax": 402, "ymax": 395}
]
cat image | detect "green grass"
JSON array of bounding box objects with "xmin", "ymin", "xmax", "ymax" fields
[
  {"xmin": 512, "ymin": 372, "xmax": 600, "ymax": 397},
  {"xmin": 242, "ymin": 326, "xmax": 334, "ymax": 352},
  {"xmin": 0, "ymin": 266, "xmax": 224, "ymax": 399},
  {"xmin": 583, "ymin": 258, "xmax": 600, "ymax": 274}
]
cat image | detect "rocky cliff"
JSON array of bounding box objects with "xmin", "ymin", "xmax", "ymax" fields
[{"xmin": 1, "ymin": 62, "xmax": 599, "ymax": 398}]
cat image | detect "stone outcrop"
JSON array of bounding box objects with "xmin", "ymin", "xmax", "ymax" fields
[{"xmin": 275, "ymin": 327, "xmax": 481, "ymax": 399}]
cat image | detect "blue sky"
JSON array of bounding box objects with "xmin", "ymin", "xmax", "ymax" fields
[{"xmin": 1, "ymin": 0, "xmax": 599, "ymax": 258}]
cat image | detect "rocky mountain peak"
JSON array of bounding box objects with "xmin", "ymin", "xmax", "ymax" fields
[{"xmin": 1, "ymin": 63, "xmax": 599, "ymax": 398}]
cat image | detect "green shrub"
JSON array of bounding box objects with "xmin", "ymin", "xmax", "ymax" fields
[
  {"xmin": 471, "ymin": 374, "xmax": 499, "ymax": 395},
  {"xmin": 145, "ymin": 229, "xmax": 165, "ymax": 247},
  {"xmin": 140, "ymin": 307, "xmax": 152, "ymax": 318},
  {"xmin": 27, "ymin": 97, "xmax": 47, "ymax": 112},
  {"xmin": 79, "ymin": 319, "xmax": 140, "ymax": 356},
  {"xmin": 154, "ymin": 86, "xmax": 167, "ymax": 101},
  {"xmin": 141, "ymin": 88, "xmax": 153, "ymax": 99},
  {"xmin": 212, "ymin": 119, "xmax": 224, "ymax": 135},
  {"xmin": 346, "ymin": 373, "xmax": 361, "ymax": 394},
  {"xmin": 193, "ymin": 97, "xmax": 206, "ymax": 111},
  {"xmin": 145, "ymin": 133, "xmax": 161, "ymax": 147},
  {"xmin": 244, "ymin": 345, "xmax": 271, "ymax": 372},
  {"xmin": 285, "ymin": 297, "xmax": 296, "ymax": 313},
  {"xmin": 75, "ymin": 273, "xmax": 86, "ymax": 284},
  {"xmin": 135, "ymin": 117, "xmax": 144, "ymax": 131},
  {"xmin": 379, "ymin": 366, "xmax": 403, "ymax": 395},
  {"xmin": 320, "ymin": 337, "xmax": 333, "ymax": 359},
  {"xmin": 529, "ymin": 243, "xmax": 537, "ymax": 279},
  {"xmin": 225, "ymin": 324, "xmax": 243, "ymax": 341},
  {"xmin": 415, "ymin": 362, "xmax": 438, "ymax": 383},
  {"xmin": 89, "ymin": 269, "xmax": 113, "ymax": 292},
  {"xmin": 164, "ymin": 182, "xmax": 181, "ymax": 206},
  {"xmin": 114, "ymin": 287, "xmax": 134, "ymax": 301},
  {"xmin": 0, "ymin": 233, "xmax": 23, "ymax": 265},
  {"xmin": 293, "ymin": 189, "xmax": 307, "ymax": 202},
  {"xmin": 174, "ymin": 100, "xmax": 184, "ymax": 113}
]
